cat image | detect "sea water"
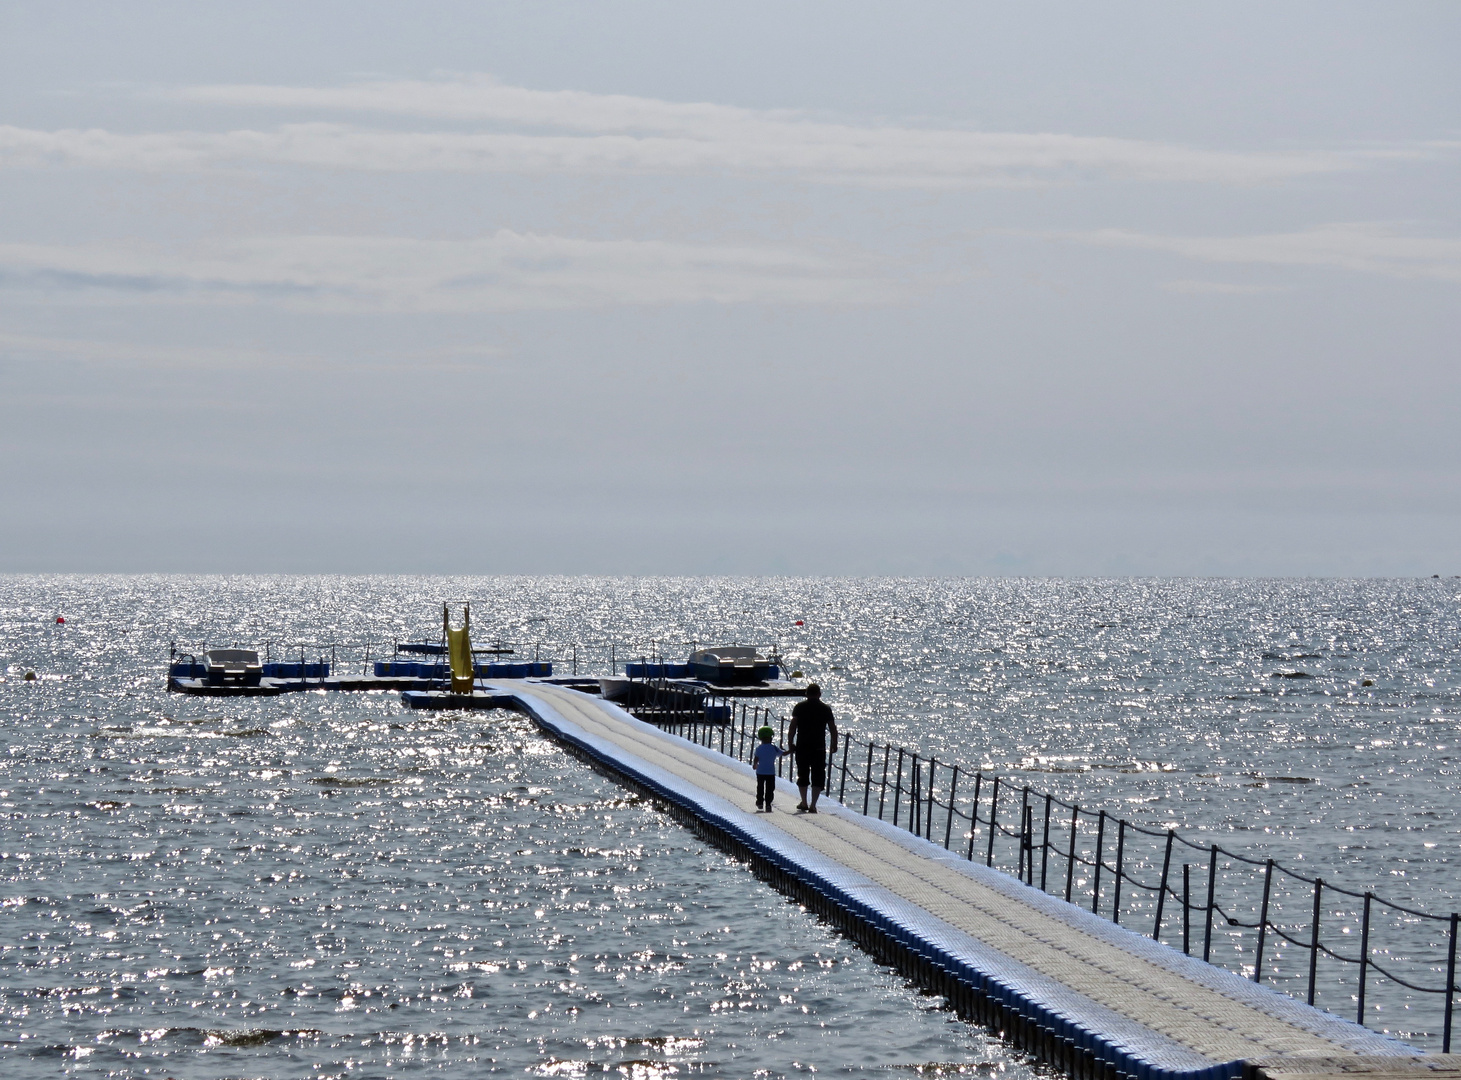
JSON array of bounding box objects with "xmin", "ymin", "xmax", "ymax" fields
[{"xmin": 1, "ymin": 576, "xmax": 1458, "ymax": 1076}]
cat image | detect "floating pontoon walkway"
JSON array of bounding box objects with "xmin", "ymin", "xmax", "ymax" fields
[{"xmin": 444, "ymin": 681, "xmax": 1437, "ymax": 1080}]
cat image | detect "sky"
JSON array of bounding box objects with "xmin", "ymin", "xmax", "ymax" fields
[{"xmin": 1, "ymin": 1, "xmax": 1457, "ymax": 575}]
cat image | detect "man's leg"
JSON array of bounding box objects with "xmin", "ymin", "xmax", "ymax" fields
[
  {"xmin": 808, "ymin": 756, "xmax": 826, "ymax": 810},
  {"xmin": 795, "ymin": 756, "xmax": 810, "ymax": 809}
]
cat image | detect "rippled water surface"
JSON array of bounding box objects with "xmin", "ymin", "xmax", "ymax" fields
[{"xmin": 2, "ymin": 576, "xmax": 1460, "ymax": 1073}]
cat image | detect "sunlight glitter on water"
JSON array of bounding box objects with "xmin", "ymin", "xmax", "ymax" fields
[{"xmin": 2, "ymin": 575, "xmax": 1459, "ymax": 1070}]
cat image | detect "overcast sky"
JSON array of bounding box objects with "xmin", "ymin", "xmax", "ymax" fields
[{"xmin": 1, "ymin": 1, "xmax": 1457, "ymax": 575}]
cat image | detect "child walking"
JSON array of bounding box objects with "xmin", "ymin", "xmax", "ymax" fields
[{"xmin": 751, "ymin": 725, "xmax": 786, "ymax": 812}]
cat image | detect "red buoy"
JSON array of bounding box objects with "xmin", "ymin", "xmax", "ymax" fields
[
  {"xmin": 55, "ymin": 616, "xmax": 64, "ymax": 624},
  {"xmin": 794, "ymin": 620, "xmax": 804, "ymax": 626}
]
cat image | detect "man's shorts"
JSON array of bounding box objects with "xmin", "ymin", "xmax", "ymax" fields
[{"xmin": 795, "ymin": 754, "xmax": 827, "ymax": 790}]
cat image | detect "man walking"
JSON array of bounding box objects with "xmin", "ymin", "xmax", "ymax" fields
[{"xmin": 786, "ymin": 684, "xmax": 838, "ymax": 813}]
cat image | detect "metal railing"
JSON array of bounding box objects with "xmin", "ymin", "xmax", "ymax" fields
[{"xmin": 638, "ymin": 682, "xmax": 1460, "ymax": 1051}]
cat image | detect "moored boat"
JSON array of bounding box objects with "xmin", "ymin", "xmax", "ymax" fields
[
  {"xmin": 202, "ymin": 648, "xmax": 263, "ymax": 686},
  {"xmin": 688, "ymin": 646, "xmax": 779, "ymax": 686},
  {"xmin": 598, "ymin": 676, "xmax": 633, "ymax": 701}
]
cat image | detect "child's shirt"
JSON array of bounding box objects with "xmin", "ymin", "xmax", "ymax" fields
[{"xmin": 752, "ymin": 742, "xmax": 784, "ymax": 776}]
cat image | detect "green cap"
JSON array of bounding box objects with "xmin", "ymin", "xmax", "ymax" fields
[{"xmin": 757, "ymin": 725, "xmax": 775, "ymax": 740}]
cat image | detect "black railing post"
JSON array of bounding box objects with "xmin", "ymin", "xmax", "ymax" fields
[
  {"xmin": 1017, "ymin": 803, "xmax": 1026, "ymax": 882},
  {"xmin": 838, "ymin": 737, "xmax": 850, "ymax": 804},
  {"xmin": 926, "ymin": 759, "xmax": 938, "ymax": 841},
  {"xmin": 1015, "ymin": 804, "xmax": 1025, "ymax": 882},
  {"xmin": 986, "ymin": 776, "xmax": 1001, "ymax": 868},
  {"xmin": 1357, "ymin": 892, "xmax": 1372, "ymax": 1025},
  {"xmin": 905, "ymin": 754, "xmax": 917, "ymax": 830},
  {"xmin": 1065, "ymin": 804, "xmax": 1079, "ymax": 902},
  {"xmin": 892, "ymin": 749, "xmax": 905, "ymax": 827},
  {"xmin": 1091, "ymin": 811, "xmax": 1107, "ymax": 915},
  {"xmin": 1183, "ymin": 863, "xmax": 1192, "ymax": 955},
  {"xmin": 1040, "ymin": 793, "xmax": 1053, "ymax": 891},
  {"xmin": 1024, "ymin": 805, "xmax": 1035, "ymax": 886},
  {"xmin": 878, "ymin": 745, "xmax": 892, "ymax": 819},
  {"xmin": 1254, "ymin": 858, "xmax": 1274, "ymax": 983},
  {"xmin": 1445, "ymin": 912, "xmax": 1458, "ymax": 1053},
  {"xmin": 1204, "ymin": 845, "xmax": 1218, "ymax": 964},
  {"xmin": 1112, "ymin": 819, "xmax": 1126, "ymax": 925},
  {"xmin": 944, "ymin": 765, "xmax": 959, "ymax": 850},
  {"xmin": 862, "ymin": 742, "xmax": 874, "ymax": 815},
  {"xmin": 917, "ymin": 759, "xmax": 925, "ymax": 836},
  {"xmin": 1153, "ymin": 830, "xmax": 1174, "ymax": 941},
  {"xmin": 917, "ymin": 759, "xmax": 926, "ymax": 835},
  {"xmin": 968, "ymin": 772, "xmax": 982, "ymax": 861},
  {"xmin": 1307, "ymin": 879, "xmax": 1322, "ymax": 1006},
  {"xmin": 1020, "ymin": 787, "xmax": 1031, "ymax": 879},
  {"xmin": 908, "ymin": 757, "xmax": 919, "ymax": 835}
]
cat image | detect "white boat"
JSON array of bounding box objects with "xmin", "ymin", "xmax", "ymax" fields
[
  {"xmin": 688, "ymin": 646, "xmax": 777, "ymax": 686},
  {"xmin": 598, "ymin": 676, "xmax": 633, "ymax": 701},
  {"xmin": 202, "ymin": 648, "xmax": 263, "ymax": 686}
]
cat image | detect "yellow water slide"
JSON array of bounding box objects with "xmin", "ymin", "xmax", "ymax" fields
[{"xmin": 444, "ymin": 603, "xmax": 475, "ymax": 694}]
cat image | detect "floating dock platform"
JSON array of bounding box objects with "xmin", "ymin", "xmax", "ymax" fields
[{"xmin": 442, "ymin": 680, "xmax": 1441, "ymax": 1080}]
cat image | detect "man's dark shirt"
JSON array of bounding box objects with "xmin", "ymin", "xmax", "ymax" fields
[{"xmin": 788, "ymin": 697, "xmax": 836, "ymax": 761}]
